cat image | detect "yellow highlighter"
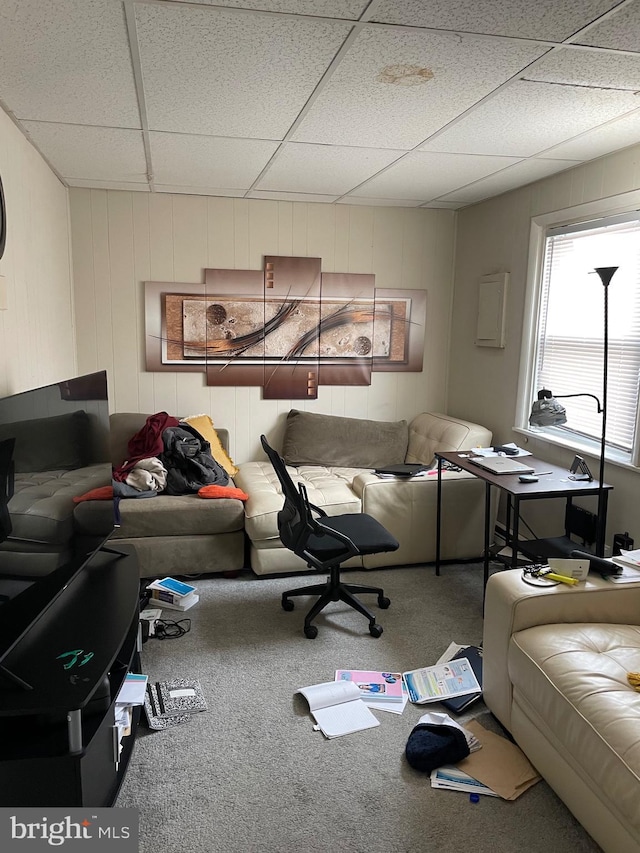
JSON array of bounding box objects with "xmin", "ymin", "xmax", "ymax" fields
[{"xmin": 545, "ymin": 571, "xmax": 579, "ymax": 586}]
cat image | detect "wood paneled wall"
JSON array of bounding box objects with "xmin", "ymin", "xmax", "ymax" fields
[
  {"xmin": 69, "ymin": 190, "xmax": 456, "ymax": 463},
  {"xmin": 0, "ymin": 108, "xmax": 75, "ymax": 398}
]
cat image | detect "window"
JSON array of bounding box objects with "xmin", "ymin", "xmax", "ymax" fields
[{"xmin": 530, "ymin": 212, "xmax": 640, "ymax": 462}]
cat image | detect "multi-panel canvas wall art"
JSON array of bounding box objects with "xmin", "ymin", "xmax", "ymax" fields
[{"xmin": 145, "ymin": 255, "xmax": 426, "ymax": 399}]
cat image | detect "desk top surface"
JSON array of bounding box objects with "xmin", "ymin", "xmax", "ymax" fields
[{"xmin": 435, "ymin": 450, "xmax": 612, "ymax": 498}]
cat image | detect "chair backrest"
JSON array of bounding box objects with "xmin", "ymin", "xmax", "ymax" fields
[{"xmin": 260, "ymin": 435, "xmax": 313, "ymax": 556}]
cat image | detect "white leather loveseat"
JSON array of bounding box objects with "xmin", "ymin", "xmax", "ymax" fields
[
  {"xmin": 235, "ymin": 410, "xmax": 494, "ymax": 576},
  {"xmin": 483, "ymin": 570, "xmax": 640, "ymax": 853}
]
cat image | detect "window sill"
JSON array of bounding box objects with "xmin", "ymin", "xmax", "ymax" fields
[{"xmin": 512, "ymin": 426, "xmax": 639, "ymax": 475}]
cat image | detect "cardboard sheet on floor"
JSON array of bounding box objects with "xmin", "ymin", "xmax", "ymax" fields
[{"xmin": 455, "ymin": 719, "xmax": 541, "ymax": 800}]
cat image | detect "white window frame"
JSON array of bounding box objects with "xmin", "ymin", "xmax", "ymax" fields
[{"xmin": 515, "ymin": 190, "xmax": 640, "ymax": 473}]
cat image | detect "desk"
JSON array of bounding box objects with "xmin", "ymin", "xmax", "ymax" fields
[{"xmin": 435, "ymin": 451, "xmax": 612, "ymax": 589}]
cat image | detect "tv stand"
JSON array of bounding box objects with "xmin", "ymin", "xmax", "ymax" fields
[{"xmin": 0, "ymin": 544, "xmax": 141, "ymax": 806}]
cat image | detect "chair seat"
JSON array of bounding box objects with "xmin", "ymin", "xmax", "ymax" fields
[{"xmin": 307, "ymin": 513, "xmax": 399, "ymax": 560}]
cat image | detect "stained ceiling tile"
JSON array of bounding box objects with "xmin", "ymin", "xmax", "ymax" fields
[
  {"xmin": 256, "ymin": 143, "xmax": 403, "ymax": 194},
  {"xmin": 0, "ymin": 0, "xmax": 139, "ymax": 127},
  {"xmin": 163, "ymin": 0, "xmax": 369, "ymax": 17},
  {"xmin": 438, "ymin": 157, "xmax": 580, "ymax": 203},
  {"xmin": 291, "ymin": 26, "xmax": 548, "ymax": 149},
  {"xmin": 420, "ymin": 81, "xmax": 640, "ymax": 157},
  {"xmin": 135, "ymin": 3, "xmax": 352, "ymax": 138},
  {"xmin": 21, "ymin": 122, "xmax": 148, "ymax": 183},
  {"xmin": 351, "ymin": 151, "xmax": 522, "ymax": 201},
  {"xmin": 149, "ymin": 133, "xmax": 279, "ymax": 188},
  {"xmin": 369, "ymin": 0, "xmax": 622, "ymax": 41}
]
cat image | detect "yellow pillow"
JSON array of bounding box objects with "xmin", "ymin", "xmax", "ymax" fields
[{"xmin": 182, "ymin": 414, "xmax": 239, "ymax": 478}]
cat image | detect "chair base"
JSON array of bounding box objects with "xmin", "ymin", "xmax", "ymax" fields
[{"xmin": 281, "ymin": 565, "xmax": 390, "ymax": 638}]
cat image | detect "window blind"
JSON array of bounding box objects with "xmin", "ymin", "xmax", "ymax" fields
[{"xmin": 535, "ymin": 216, "xmax": 640, "ymax": 452}]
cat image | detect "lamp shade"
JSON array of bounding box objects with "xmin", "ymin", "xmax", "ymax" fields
[{"xmin": 529, "ymin": 395, "xmax": 567, "ymax": 427}]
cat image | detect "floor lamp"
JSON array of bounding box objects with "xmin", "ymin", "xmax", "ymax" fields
[{"xmin": 529, "ymin": 266, "xmax": 617, "ymax": 555}]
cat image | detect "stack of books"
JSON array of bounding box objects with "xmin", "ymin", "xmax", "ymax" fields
[{"xmin": 147, "ymin": 577, "xmax": 199, "ymax": 611}]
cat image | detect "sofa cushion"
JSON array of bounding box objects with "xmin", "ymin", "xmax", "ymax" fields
[
  {"xmin": 236, "ymin": 460, "xmax": 361, "ymax": 542},
  {"xmin": 6, "ymin": 463, "xmax": 112, "ymax": 545},
  {"xmin": 510, "ymin": 622, "xmax": 640, "ymax": 839},
  {"xmin": 281, "ymin": 409, "xmax": 408, "ymax": 468},
  {"xmin": 406, "ymin": 412, "xmax": 492, "ymax": 465}
]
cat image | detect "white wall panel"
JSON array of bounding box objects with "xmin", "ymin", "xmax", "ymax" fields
[
  {"xmin": 0, "ymin": 106, "xmax": 75, "ymax": 398},
  {"xmin": 449, "ymin": 141, "xmax": 640, "ymax": 550},
  {"xmin": 69, "ymin": 190, "xmax": 455, "ymax": 463}
]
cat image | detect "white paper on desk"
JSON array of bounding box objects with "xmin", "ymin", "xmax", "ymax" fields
[
  {"xmin": 473, "ymin": 444, "xmax": 532, "ymax": 457},
  {"xmin": 297, "ymin": 680, "xmax": 380, "ymax": 738}
]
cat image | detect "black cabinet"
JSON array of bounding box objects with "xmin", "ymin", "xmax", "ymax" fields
[{"xmin": 0, "ymin": 545, "xmax": 140, "ymax": 806}]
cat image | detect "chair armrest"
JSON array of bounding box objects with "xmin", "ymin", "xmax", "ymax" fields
[{"xmin": 483, "ymin": 570, "xmax": 640, "ymax": 730}]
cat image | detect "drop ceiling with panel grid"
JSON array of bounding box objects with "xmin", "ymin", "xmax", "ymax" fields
[{"xmin": 1, "ymin": 0, "xmax": 639, "ymax": 209}]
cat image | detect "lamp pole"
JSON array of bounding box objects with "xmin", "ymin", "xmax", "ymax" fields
[{"xmin": 592, "ymin": 266, "xmax": 617, "ymax": 554}]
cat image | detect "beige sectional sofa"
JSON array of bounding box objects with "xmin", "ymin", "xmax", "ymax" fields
[
  {"xmin": 235, "ymin": 410, "xmax": 495, "ymax": 576},
  {"xmin": 483, "ymin": 570, "xmax": 640, "ymax": 853}
]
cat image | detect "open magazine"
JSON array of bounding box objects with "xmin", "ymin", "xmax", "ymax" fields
[{"xmin": 403, "ymin": 658, "xmax": 481, "ymax": 705}]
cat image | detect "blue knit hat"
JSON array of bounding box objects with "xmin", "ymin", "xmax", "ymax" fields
[{"xmin": 405, "ymin": 722, "xmax": 470, "ymax": 772}]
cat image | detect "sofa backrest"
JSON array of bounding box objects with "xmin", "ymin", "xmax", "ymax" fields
[
  {"xmin": 405, "ymin": 413, "xmax": 492, "ymax": 465},
  {"xmin": 109, "ymin": 413, "xmax": 229, "ymax": 467}
]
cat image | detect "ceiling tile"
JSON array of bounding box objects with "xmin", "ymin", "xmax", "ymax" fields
[
  {"xmin": 576, "ymin": 2, "xmax": 640, "ymax": 52},
  {"xmin": 21, "ymin": 122, "xmax": 148, "ymax": 183},
  {"xmin": 291, "ymin": 26, "xmax": 548, "ymax": 149},
  {"xmin": 336, "ymin": 196, "xmax": 423, "ymax": 207},
  {"xmin": 528, "ymin": 45, "xmax": 640, "ymax": 90},
  {"xmin": 543, "ymin": 110, "xmax": 640, "ymax": 160},
  {"xmin": 350, "ymin": 151, "xmax": 521, "ymax": 201},
  {"xmin": 154, "ymin": 185, "xmax": 246, "ymax": 197},
  {"xmin": 149, "ymin": 133, "xmax": 279, "ymax": 188},
  {"xmin": 163, "ymin": 0, "xmax": 369, "ymax": 18},
  {"xmin": 245, "ymin": 190, "xmax": 339, "ymax": 202},
  {"xmin": 438, "ymin": 157, "xmax": 579, "ymax": 203},
  {"xmin": 0, "ymin": 0, "xmax": 140, "ymax": 127},
  {"xmin": 256, "ymin": 142, "xmax": 403, "ymax": 194},
  {"xmin": 134, "ymin": 3, "xmax": 352, "ymax": 137},
  {"xmin": 369, "ymin": 0, "xmax": 622, "ymax": 41},
  {"xmin": 420, "ymin": 80, "xmax": 640, "ymax": 157}
]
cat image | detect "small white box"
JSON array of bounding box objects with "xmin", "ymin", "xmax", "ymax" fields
[{"xmin": 548, "ymin": 557, "xmax": 590, "ymax": 582}]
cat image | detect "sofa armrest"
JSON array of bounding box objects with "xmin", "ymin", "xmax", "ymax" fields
[
  {"xmin": 483, "ymin": 570, "xmax": 640, "ymax": 730},
  {"xmin": 406, "ymin": 412, "xmax": 492, "ymax": 465}
]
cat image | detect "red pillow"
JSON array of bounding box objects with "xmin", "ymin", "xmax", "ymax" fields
[
  {"xmin": 198, "ymin": 485, "xmax": 249, "ymax": 501},
  {"xmin": 73, "ymin": 486, "xmax": 114, "ymax": 503}
]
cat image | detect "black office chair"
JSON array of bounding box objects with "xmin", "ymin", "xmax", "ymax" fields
[{"xmin": 260, "ymin": 435, "xmax": 399, "ymax": 639}]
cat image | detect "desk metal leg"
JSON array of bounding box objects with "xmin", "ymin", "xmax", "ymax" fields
[
  {"xmin": 511, "ymin": 497, "xmax": 520, "ymax": 568},
  {"xmin": 435, "ymin": 457, "xmax": 443, "ymax": 576},
  {"xmin": 483, "ymin": 482, "xmax": 491, "ymax": 590},
  {"xmin": 596, "ymin": 490, "xmax": 609, "ymax": 556}
]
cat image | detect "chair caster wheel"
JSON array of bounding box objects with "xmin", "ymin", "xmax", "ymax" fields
[
  {"xmin": 378, "ymin": 596, "xmax": 391, "ymax": 609},
  {"xmin": 304, "ymin": 625, "xmax": 318, "ymax": 639},
  {"xmin": 282, "ymin": 598, "xmax": 294, "ymax": 611},
  {"xmin": 369, "ymin": 623, "xmax": 383, "ymax": 638}
]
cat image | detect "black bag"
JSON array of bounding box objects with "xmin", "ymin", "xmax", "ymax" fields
[{"xmin": 160, "ymin": 425, "xmax": 229, "ymax": 494}]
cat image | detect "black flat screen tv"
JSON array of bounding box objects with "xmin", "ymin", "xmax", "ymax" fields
[{"xmin": 0, "ymin": 370, "xmax": 117, "ymax": 690}]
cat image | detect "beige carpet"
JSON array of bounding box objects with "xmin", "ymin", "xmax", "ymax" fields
[{"xmin": 117, "ymin": 562, "xmax": 602, "ymax": 853}]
